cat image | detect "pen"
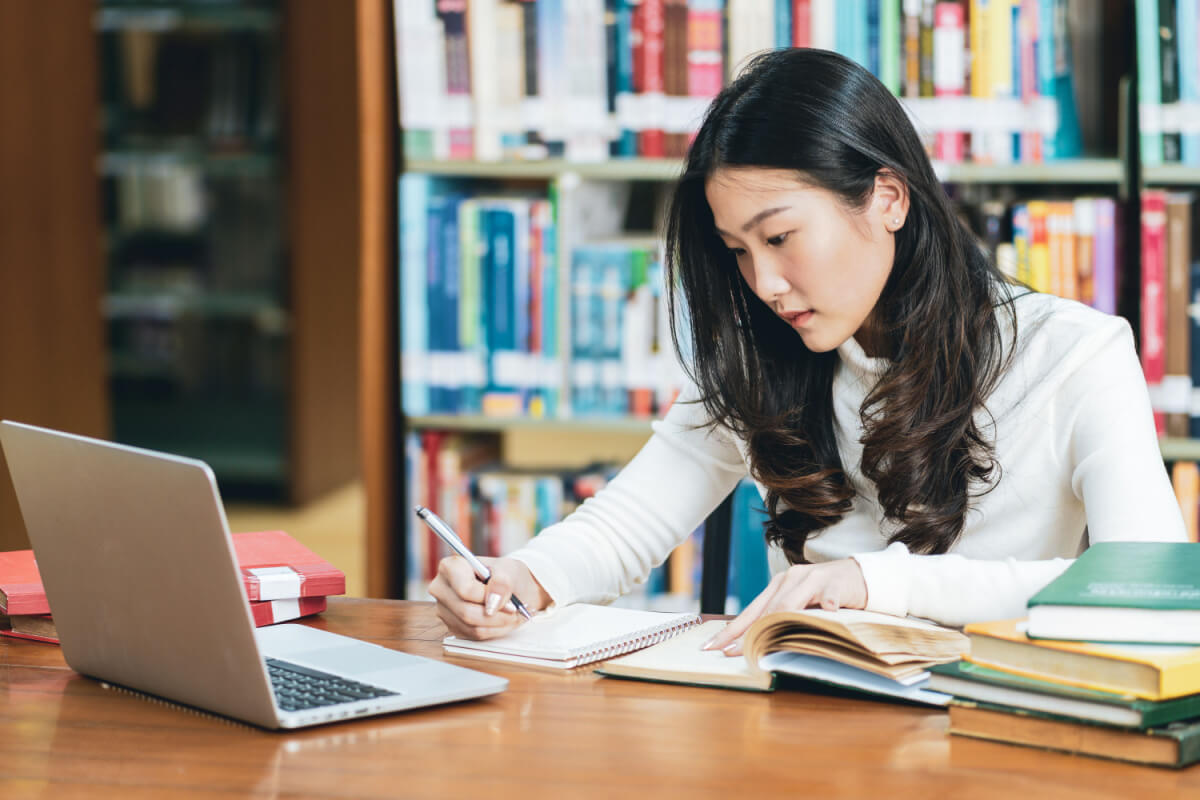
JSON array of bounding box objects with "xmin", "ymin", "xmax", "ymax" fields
[{"xmin": 414, "ymin": 505, "xmax": 534, "ymax": 621}]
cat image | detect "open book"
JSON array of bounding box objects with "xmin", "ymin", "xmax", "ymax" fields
[
  {"xmin": 442, "ymin": 603, "xmax": 700, "ymax": 669},
  {"xmin": 596, "ymin": 608, "xmax": 969, "ymax": 705}
]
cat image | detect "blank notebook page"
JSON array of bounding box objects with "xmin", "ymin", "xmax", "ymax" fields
[{"xmin": 442, "ymin": 603, "xmax": 701, "ymax": 667}]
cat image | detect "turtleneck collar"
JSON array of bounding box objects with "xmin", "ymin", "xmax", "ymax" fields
[{"xmin": 836, "ymin": 335, "xmax": 890, "ymax": 383}]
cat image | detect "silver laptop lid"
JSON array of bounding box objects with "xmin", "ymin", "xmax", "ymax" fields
[{"xmin": 0, "ymin": 420, "xmax": 279, "ymax": 727}]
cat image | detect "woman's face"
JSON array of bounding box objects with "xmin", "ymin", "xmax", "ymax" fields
[{"xmin": 705, "ymin": 166, "xmax": 907, "ymax": 355}]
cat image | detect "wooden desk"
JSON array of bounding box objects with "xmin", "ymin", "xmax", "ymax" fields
[{"xmin": 2, "ymin": 599, "xmax": 1197, "ymax": 799}]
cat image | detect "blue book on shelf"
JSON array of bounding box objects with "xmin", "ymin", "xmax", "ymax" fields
[
  {"xmin": 728, "ymin": 479, "xmax": 770, "ymax": 613},
  {"xmin": 775, "ymin": 0, "xmax": 791, "ymax": 49},
  {"xmin": 400, "ymin": 174, "xmax": 430, "ymax": 417},
  {"xmin": 538, "ymin": 201, "xmax": 561, "ymax": 417},
  {"xmin": 1179, "ymin": 0, "xmax": 1200, "ymax": 165},
  {"xmin": 595, "ymin": 245, "xmax": 632, "ymax": 415},
  {"xmin": 458, "ymin": 198, "xmax": 486, "ymax": 415},
  {"xmin": 571, "ymin": 246, "xmax": 600, "ymax": 415},
  {"xmin": 511, "ymin": 200, "xmax": 534, "ymax": 412},
  {"xmin": 836, "ymin": 0, "xmax": 869, "ymax": 70},
  {"xmin": 612, "ymin": 0, "xmax": 638, "ymax": 158},
  {"xmin": 426, "ymin": 192, "xmax": 448, "ymax": 413},
  {"xmin": 439, "ymin": 193, "xmax": 467, "ymax": 413},
  {"xmin": 865, "ymin": 0, "xmax": 879, "ymax": 77},
  {"xmin": 483, "ymin": 203, "xmax": 521, "ymax": 413},
  {"xmin": 1049, "ymin": 0, "xmax": 1081, "ymax": 159},
  {"xmin": 1135, "ymin": 0, "xmax": 1163, "ymax": 166}
]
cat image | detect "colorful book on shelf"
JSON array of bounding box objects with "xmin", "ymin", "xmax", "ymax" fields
[
  {"xmin": 947, "ymin": 699, "xmax": 1200, "ymax": 768},
  {"xmin": 964, "ymin": 617, "xmax": 1200, "ymax": 701},
  {"xmin": 928, "ymin": 659, "xmax": 1200, "ymax": 729},
  {"xmin": 442, "ymin": 603, "xmax": 700, "ymax": 669},
  {"xmin": 1143, "ymin": 189, "xmax": 1168, "ymax": 435},
  {"xmin": 1, "ymin": 596, "xmax": 329, "ymax": 645},
  {"xmin": 1025, "ymin": 542, "xmax": 1200, "ymax": 644},
  {"xmin": 0, "ymin": 530, "xmax": 344, "ymax": 615},
  {"xmin": 597, "ymin": 608, "xmax": 967, "ymax": 705}
]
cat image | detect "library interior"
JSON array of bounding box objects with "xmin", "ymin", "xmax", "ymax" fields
[{"xmin": 4, "ymin": 0, "xmax": 1200, "ymax": 795}]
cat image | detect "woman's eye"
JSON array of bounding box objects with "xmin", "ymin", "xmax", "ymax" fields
[
  {"xmin": 728, "ymin": 247, "xmax": 746, "ymax": 257},
  {"xmin": 766, "ymin": 232, "xmax": 789, "ymax": 247}
]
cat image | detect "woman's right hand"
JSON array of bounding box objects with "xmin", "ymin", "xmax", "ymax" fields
[{"xmin": 428, "ymin": 555, "xmax": 552, "ymax": 640}]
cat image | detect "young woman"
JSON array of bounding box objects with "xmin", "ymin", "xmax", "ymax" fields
[{"xmin": 429, "ymin": 48, "xmax": 1186, "ymax": 652}]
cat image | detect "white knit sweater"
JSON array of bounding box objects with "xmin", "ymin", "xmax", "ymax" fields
[{"xmin": 509, "ymin": 292, "xmax": 1188, "ymax": 626}]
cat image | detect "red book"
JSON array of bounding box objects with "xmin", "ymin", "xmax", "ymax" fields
[
  {"xmin": 0, "ymin": 530, "xmax": 345, "ymax": 616},
  {"xmin": 1, "ymin": 596, "xmax": 329, "ymax": 645},
  {"xmin": 249, "ymin": 596, "xmax": 329, "ymax": 627},
  {"xmin": 1142, "ymin": 190, "xmax": 1169, "ymax": 435}
]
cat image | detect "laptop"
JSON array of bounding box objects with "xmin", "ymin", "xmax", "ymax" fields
[{"xmin": 0, "ymin": 420, "xmax": 507, "ymax": 729}]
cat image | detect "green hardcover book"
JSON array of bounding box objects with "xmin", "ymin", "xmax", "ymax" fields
[
  {"xmin": 948, "ymin": 699, "xmax": 1200, "ymax": 768},
  {"xmin": 1026, "ymin": 542, "xmax": 1200, "ymax": 644},
  {"xmin": 929, "ymin": 660, "xmax": 1200, "ymax": 728}
]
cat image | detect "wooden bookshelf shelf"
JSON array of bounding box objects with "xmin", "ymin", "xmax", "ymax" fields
[
  {"xmin": 405, "ymin": 414, "xmax": 656, "ymax": 436},
  {"xmin": 95, "ymin": 5, "xmax": 278, "ymax": 32},
  {"xmin": 1142, "ymin": 166, "xmax": 1200, "ymax": 185},
  {"xmin": 405, "ymin": 158, "xmax": 685, "ymax": 182},
  {"xmin": 933, "ymin": 159, "xmax": 1125, "ymax": 184},
  {"xmin": 1160, "ymin": 438, "xmax": 1200, "ymax": 462},
  {"xmin": 406, "ymin": 158, "xmax": 1125, "ymax": 185}
]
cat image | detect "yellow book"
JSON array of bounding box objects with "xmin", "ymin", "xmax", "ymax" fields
[
  {"xmin": 965, "ymin": 618, "xmax": 1200, "ymax": 701},
  {"xmin": 1027, "ymin": 200, "xmax": 1050, "ymax": 293},
  {"xmin": 1172, "ymin": 461, "xmax": 1200, "ymax": 543}
]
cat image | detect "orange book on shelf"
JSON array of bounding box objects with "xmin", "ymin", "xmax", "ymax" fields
[{"xmin": 1173, "ymin": 461, "xmax": 1200, "ymax": 542}]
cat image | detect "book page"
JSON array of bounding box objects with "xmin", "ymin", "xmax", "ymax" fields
[
  {"xmin": 597, "ymin": 620, "xmax": 771, "ymax": 690},
  {"xmin": 443, "ymin": 603, "xmax": 699, "ymax": 662}
]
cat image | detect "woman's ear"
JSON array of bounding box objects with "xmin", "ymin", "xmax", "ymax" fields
[{"xmin": 874, "ymin": 169, "xmax": 910, "ymax": 232}]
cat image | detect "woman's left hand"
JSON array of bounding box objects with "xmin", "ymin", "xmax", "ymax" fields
[{"xmin": 702, "ymin": 558, "xmax": 868, "ymax": 656}]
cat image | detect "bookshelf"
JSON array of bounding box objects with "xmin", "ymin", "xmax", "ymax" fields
[
  {"xmin": 94, "ymin": 0, "xmax": 379, "ymax": 505},
  {"xmin": 375, "ymin": 0, "xmax": 1163, "ymax": 601}
]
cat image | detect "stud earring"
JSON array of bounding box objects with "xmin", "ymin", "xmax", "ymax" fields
[{"xmin": 893, "ymin": 218, "xmax": 901, "ymax": 225}]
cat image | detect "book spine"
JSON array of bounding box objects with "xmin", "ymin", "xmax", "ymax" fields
[
  {"xmin": 1073, "ymin": 197, "xmax": 1096, "ymax": 308},
  {"xmin": 613, "ymin": 0, "xmax": 638, "ymax": 157},
  {"xmin": 250, "ymin": 596, "xmax": 328, "ymax": 627},
  {"xmin": 1160, "ymin": 0, "xmax": 1182, "ymax": 163},
  {"xmin": 400, "ymin": 174, "xmax": 430, "ymax": 416},
  {"xmin": 1191, "ymin": 260, "xmax": 1200, "ymax": 440},
  {"xmin": 1143, "ymin": 189, "xmax": 1169, "ymax": 436},
  {"xmin": 639, "ymin": 0, "xmax": 667, "ymax": 156},
  {"xmin": 933, "ymin": 1, "xmax": 966, "ymax": 163},
  {"xmin": 1179, "ymin": 0, "xmax": 1200, "ymax": 164},
  {"xmin": 792, "ymin": 0, "xmax": 811, "ymax": 46},
  {"xmin": 436, "ymin": 3, "xmax": 474, "ymax": 159},
  {"xmin": 903, "ymin": 0, "xmax": 921, "ymax": 97},
  {"xmin": 810, "ymin": 0, "xmax": 836, "ymax": 51},
  {"xmin": 1027, "ymin": 200, "xmax": 1050, "ymax": 293},
  {"xmin": 775, "ymin": 0, "xmax": 792, "ymax": 48},
  {"xmin": 1018, "ymin": 0, "xmax": 1041, "ymax": 161},
  {"xmin": 1136, "ymin": 0, "xmax": 1163, "ymax": 166},
  {"xmin": 879, "ymin": 0, "xmax": 901, "ymax": 94},
  {"xmin": 1172, "ymin": 460, "xmax": 1200, "ymax": 543},
  {"xmin": 1092, "ymin": 197, "xmax": 1117, "ymax": 315},
  {"xmin": 1165, "ymin": 193, "xmax": 1193, "ymax": 436}
]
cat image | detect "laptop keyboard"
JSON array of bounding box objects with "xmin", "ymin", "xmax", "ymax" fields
[{"xmin": 266, "ymin": 658, "xmax": 399, "ymax": 712}]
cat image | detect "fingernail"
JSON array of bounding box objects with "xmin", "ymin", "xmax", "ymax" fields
[
  {"xmin": 485, "ymin": 593, "xmax": 502, "ymax": 615},
  {"xmin": 701, "ymin": 637, "xmax": 715, "ymax": 651},
  {"xmin": 721, "ymin": 642, "xmax": 739, "ymax": 653}
]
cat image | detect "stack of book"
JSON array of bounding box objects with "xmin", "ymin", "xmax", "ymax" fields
[
  {"xmin": 936, "ymin": 542, "xmax": 1200, "ymax": 768},
  {"xmin": 0, "ymin": 530, "xmax": 345, "ymax": 644}
]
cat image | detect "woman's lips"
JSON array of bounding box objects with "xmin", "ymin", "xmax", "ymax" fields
[{"xmin": 781, "ymin": 310, "xmax": 814, "ymax": 329}]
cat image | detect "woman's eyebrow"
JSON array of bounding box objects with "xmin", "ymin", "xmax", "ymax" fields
[{"xmin": 715, "ymin": 206, "xmax": 792, "ymax": 237}]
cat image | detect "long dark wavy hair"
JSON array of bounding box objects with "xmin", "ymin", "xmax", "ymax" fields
[{"xmin": 664, "ymin": 49, "xmax": 1017, "ymax": 564}]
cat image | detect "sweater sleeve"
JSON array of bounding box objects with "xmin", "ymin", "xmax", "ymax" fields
[
  {"xmin": 507, "ymin": 384, "xmax": 748, "ymax": 607},
  {"xmin": 852, "ymin": 317, "xmax": 1188, "ymax": 627}
]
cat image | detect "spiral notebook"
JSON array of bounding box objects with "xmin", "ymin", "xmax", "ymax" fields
[{"xmin": 442, "ymin": 603, "xmax": 701, "ymax": 669}]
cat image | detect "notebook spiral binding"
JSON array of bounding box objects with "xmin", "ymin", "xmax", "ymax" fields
[
  {"xmin": 98, "ymin": 681, "xmax": 253, "ymax": 730},
  {"xmin": 576, "ymin": 616, "xmax": 701, "ymax": 664}
]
